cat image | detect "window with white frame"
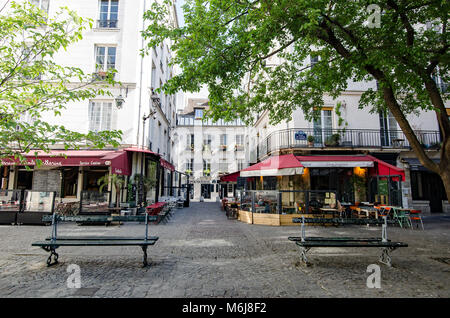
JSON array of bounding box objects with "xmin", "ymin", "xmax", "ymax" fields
[
  {"xmin": 88, "ymin": 101, "xmax": 113, "ymax": 131},
  {"xmin": 203, "ymin": 160, "xmax": 211, "ymax": 176},
  {"xmin": 99, "ymin": 0, "xmax": 119, "ymax": 28},
  {"xmin": 237, "ymin": 159, "xmax": 245, "ymax": 171},
  {"xmin": 95, "ymin": 46, "xmax": 116, "ymax": 73},
  {"xmin": 310, "ymin": 54, "xmax": 319, "ymax": 69},
  {"xmin": 235, "ymin": 134, "xmax": 244, "ymax": 147},
  {"xmin": 185, "ymin": 158, "xmax": 193, "ymax": 174},
  {"xmin": 30, "ymin": 0, "xmax": 50, "ymax": 13},
  {"xmin": 220, "ymin": 134, "xmax": 227, "ymax": 145}
]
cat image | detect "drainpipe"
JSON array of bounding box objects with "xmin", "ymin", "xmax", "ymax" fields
[{"xmin": 135, "ymin": 0, "xmax": 147, "ymax": 209}]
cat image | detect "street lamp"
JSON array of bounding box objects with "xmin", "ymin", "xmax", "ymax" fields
[
  {"xmin": 115, "ymin": 94, "xmax": 125, "ymax": 109},
  {"xmin": 115, "ymin": 86, "xmax": 128, "ymax": 109},
  {"xmin": 151, "ymin": 89, "xmax": 161, "ymax": 109}
]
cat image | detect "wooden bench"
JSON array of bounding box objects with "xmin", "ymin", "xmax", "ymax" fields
[
  {"xmin": 289, "ymin": 216, "xmax": 407, "ymax": 267},
  {"xmin": 32, "ymin": 213, "xmax": 159, "ymax": 267}
]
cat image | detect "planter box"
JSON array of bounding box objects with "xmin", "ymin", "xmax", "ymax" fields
[{"xmin": 237, "ymin": 210, "xmax": 334, "ymax": 226}]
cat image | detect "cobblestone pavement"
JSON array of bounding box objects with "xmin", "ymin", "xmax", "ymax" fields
[{"xmin": 0, "ymin": 202, "xmax": 449, "ymax": 298}]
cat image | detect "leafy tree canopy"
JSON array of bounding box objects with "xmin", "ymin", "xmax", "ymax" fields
[
  {"xmin": 0, "ymin": 1, "xmax": 122, "ymax": 166},
  {"xmin": 143, "ymin": 0, "xmax": 450, "ymax": 200},
  {"xmin": 143, "ymin": 0, "xmax": 448, "ymax": 125}
]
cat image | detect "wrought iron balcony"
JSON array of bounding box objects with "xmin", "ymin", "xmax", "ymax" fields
[
  {"xmin": 97, "ymin": 20, "xmax": 118, "ymax": 28},
  {"xmin": 257, "ymin": 128, "xmax": 442, "ymax": 160}
]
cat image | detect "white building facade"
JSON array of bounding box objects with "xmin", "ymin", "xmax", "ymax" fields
[
  {"xmin": 173, "ymin": 99, "xmax": 248, "ymax": 201},
  {"xmin": 1, "ymin": 0, "xmax": 180, "ymax": 208}
]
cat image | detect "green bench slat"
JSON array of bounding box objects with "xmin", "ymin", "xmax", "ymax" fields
[
  {"xmin": 41, "ymin": 215, "xmax": 158, "ymax": 222},
  {"xmin": 45, "ymin": 236, "xmax": 159, "ymax": 241},
  {"xmin": 295, "ymin": 241, "xmax": 408, "ymax": 248},
  {"xmin": 288, "ymin": 236, "xmax": 388, "ymax": 242},
  {"xmin": 32, "ymin": 240, "xmax": 157, "ymax": 247}
]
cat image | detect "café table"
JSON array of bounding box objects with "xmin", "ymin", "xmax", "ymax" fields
[{"xmin": 319, "ymin": 208, "xmax": 340, "ymax": 218}]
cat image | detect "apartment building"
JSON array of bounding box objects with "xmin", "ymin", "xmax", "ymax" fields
[
  {"xmin": 1, "ymin": 0, "xmax": 179, "ymax": 206},
  {"xmin": 173, "ymin": 98, "xmax": 248, "ymax": 200},
  {"xmin": 245, "ymin": 52, "xmax": 448, "ymax": 213}
]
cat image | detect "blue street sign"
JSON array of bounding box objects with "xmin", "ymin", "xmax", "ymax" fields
[{"xmin": 295, "ymin": 131, "xmax": 307, "ymax": 141}]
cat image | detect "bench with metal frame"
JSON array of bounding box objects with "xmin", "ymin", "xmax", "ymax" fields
[
  {"xmin": 289, "ymin": 216, "xmax": 408, "ymax": 267},
  {"xmin": 32, "ymin": 213, "xmax": 159, "ymax": 267}
]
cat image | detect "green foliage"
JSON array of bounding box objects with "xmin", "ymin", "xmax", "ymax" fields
[
  {"xmin": 143, "ymin": 0, "xmax": 450, "ymax": 200},
  {"xmin": 307, "ymin": 135, "xmax": 314, "ymax": 142},
  {"xmin": 0, "ymin": 1, "xmax": 122, "ymax": 166},
  {"xmin": 324, "ymin": 133, "xmax": 340, "ymax": 146},
  {"xmin": 143, "ymin": 0, "xmax": 448, "ymax": 126},
  {"xmin": 97, "ymin": 173, "xmax": 127, "ymax": 207}
]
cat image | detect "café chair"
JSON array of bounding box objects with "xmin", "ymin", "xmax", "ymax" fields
[{"xmin": 409, "ymin": 209, "xmax": 424, "ymax": 230}]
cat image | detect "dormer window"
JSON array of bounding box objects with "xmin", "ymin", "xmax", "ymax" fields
[{"xmin": 194, "ymin": 108, "xmax": 203, "ymax": 119}]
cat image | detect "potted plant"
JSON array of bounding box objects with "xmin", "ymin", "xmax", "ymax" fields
[
  {"xmin": 97, "ymin": 174, "xmax": 127, "ymax": 211},
  {"xmin": 185, "ymin": 169, "xmax": 192, "ymax": 176},
  {"xmin": 307, "ymin": 135, "xmax": 315, "ymax": 147},
  {"xmin": 324, "ymin": 133, "xmax": 340, "ymax": 147},
  {"xmin": 203, "ymin": 168, "xmax": 210, "ymax": 176}
]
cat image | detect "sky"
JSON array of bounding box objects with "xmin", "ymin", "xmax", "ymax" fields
[{"xmin": 175, "ymin": 0, "xmax": 185, "ymax": 27}]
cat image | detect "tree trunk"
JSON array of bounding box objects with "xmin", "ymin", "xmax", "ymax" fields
[{"xmin": 441, "ymin": 164, "xmax": 450, "ymax": 204}]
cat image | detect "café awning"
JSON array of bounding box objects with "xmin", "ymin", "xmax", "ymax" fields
[
  {"xmin": 292, "ymin": 155, "xmax": 404, "ymax": 181},
  {"xmin": 160, "ymin": 158, "xmax": 175, "ymax": 172},
  {"xmin": 0, "ymin": 150, "xmax": 131, "ymax": 175},
  {"xmin": 220, "ymin": 171, "xmax": 240, "ymax": 183},
  {"xmin": 295, "ymin": 155, "xmax": 375, "ymax": 168},
  {"xmin": 367, "ymin": 155, "xmax": 405, "ymax": 181},
  {"xmin": 122, "ymin": 147, "xmax": 174, "ymax": 171},
  {"xmin": 402, "ymin": 157, "xmax": 440, "ymax": 172},
  {"xmin": 240, "ymin": 154, "xmax": 304, "ymax": 177}
]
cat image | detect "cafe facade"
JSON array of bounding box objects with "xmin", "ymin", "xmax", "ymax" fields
[{"xmin": 0, "ymin": 147, "xmax": 176, "ymax": 207}]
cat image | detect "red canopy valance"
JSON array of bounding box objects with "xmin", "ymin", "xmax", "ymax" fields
[
  {"xmin": 0, "ymin": 150, "xmax": 131, "ymax": 175},
  {"xmin": 240, "ymin": 154, "xmax": 304, "ymax": 177},
  {"xmin": 220, "ymin": 171, "xmax": 240, "ymax": 183}
]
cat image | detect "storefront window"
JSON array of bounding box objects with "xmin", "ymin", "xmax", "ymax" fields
[
  {"xmin": 1, "ymin": 166, "xmax": 9, "ymax": 190},
  {"xmin": 16, "ymin": 167, "xmax": 33, "ymax": 190},
  {"xmin": 61, "ymin": 167, "xmax": 78, "ymax": 197},
  {"xmin": 262, "ymin": 176, "xmax": 277, "ymax": 190},
  {"xmin": 83, "ymin": 167, "xmax": 108, "ymax": 192},
  {"xmin": 146, "ymin": 160, "xmax": 157, "ymax": 202}
]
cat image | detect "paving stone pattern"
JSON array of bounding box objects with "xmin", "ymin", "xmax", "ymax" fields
[{"xmin": 0, "ymin": 202, "xmax": 449, "ymax": 298}]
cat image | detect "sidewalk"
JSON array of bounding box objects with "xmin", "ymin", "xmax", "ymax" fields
[{"xmin": 0, "ymin": 202, "xmax": 449, "ymax": 297}]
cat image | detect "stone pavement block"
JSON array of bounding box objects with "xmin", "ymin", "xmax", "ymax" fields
[{"xmin": 0, "ymin": 202, "xmax": 449, "ymax": 297}]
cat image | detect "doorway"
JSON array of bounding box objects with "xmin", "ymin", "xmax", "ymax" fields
[
  {"xmin": 16, "ymin": 168, "xmax": 33, "ymax": 190},
  {"xmin": 201, "ymin": 184, "xmax": 212, "ymax": 199},
  {"xmin": 411, "ymin": 171, "xmax": 445, "ymax": 212}
]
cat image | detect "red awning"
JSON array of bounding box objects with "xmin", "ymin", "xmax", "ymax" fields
[
  {"xmin": 220, "ymin": 171, "xmax": 240, "ymax": 183},
  {"xmin": 0, "ymin": 150, "xmax": 131, "ymax": 175},
  {"xmin": 295, "ymin": 155, "xmax": 375, "ymax": 168},
  {"xmin": 123, "ymin": 147, "xmax": 174, "ymax": 171},
  {"xmin": 123, "ymin": 147, "xmax": 159, "ymax": 156},
  {"xmin": 101, "ymin": 151, "xmax": 131, "ymax": 175},
  {"xmin": 367, "ymin": 155, "xmax": 405, "ymax": 181},
  {"xmin": 240, "ymin": 154, "xmax": 304, "ymax": 177},
  {"xmin": 293, "ymin": 154, "xmax": 405, "ymax": 181},
  {"xmin": 160, "ymin": 158, "xmax": 175, "ymax": 172}
]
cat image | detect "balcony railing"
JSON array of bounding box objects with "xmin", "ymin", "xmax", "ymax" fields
[
  {"xmin": 257, "ymin": 128, "xmax": 442, "ymax": 160},
  {"xmin": 97, "ymin": 20, "xmax": 118, "ymax": 28},
  {"xmin": 235, "ymin": 144, "xmax": 244, "ymax": 151}
]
